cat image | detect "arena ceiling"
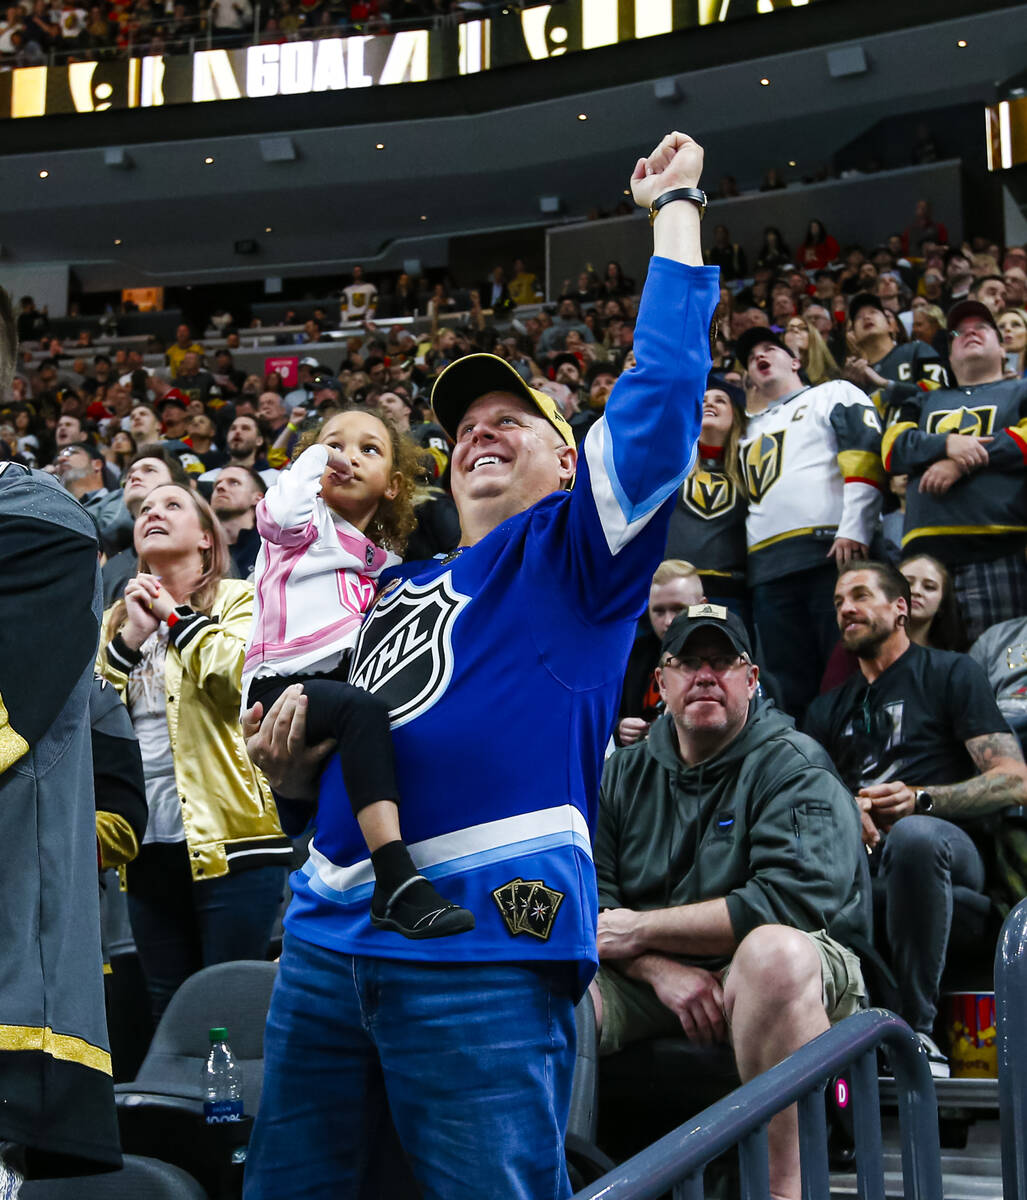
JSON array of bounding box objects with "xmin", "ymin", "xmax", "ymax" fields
[{"xmin": 0, "ymin": 1, "xmax": 1024, "ymax": 290}]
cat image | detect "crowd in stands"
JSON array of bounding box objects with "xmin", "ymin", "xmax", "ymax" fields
[
  {"xmin": 0, "ymin": 0, "xmax": 536, "ymax": 65},
  {"xmin": 6, "ymin": 183, "xmax": 1027, "ymax": 1193}
]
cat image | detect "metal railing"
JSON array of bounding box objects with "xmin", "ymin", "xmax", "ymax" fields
[
  {"xmin": 996, "ymin": 896, "xmax": 1027, "ymax": 1200},
  {"xmin": 572, "ymin": 1008, "xmax": 943, "ymax": 1200}
]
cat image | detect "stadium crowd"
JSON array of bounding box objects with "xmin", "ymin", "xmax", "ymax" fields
[
  {"xmin": 4, "ymin": 162, "xmax": 1027, "ymax": 1196},
  {"xmin": 0, "ymin": 0, "xmax": 531, "ymax": 64}
]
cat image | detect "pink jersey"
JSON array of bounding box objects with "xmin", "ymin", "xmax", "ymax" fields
[{"xmin": 242, "ymin": 444, "xmax": 400, "ymax": 700}]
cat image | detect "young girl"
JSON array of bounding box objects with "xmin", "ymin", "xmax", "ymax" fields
[{"xmin": 243, "ymin": 406, "xmax": 474, "ymax": 939}]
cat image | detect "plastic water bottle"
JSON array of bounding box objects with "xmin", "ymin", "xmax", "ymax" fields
[{"xmin": 203, "ymin": 1027, "xmax": 243, "ymax": 1124}]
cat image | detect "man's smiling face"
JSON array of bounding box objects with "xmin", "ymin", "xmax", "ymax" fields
[{"xmin": 450, "ymin": 391, "xmax": 574, "ymax": 517}]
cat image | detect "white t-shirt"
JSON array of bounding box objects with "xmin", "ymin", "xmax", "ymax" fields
[
  {"xmin": 126, "ymin": 628, "xmax": 185, "ymax": 844},
  {"xmin": 209, "ymin": 0, "xmax": 252, "ymax": 28}
]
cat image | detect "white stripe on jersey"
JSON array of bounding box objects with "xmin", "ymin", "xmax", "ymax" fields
[
  {"xmin": 303, "ymin": 804, "xmax": 593, "ymax": 900},
  {"xmin": 583, "ymin": 417, "xmax": 696, "ymax": 556}
]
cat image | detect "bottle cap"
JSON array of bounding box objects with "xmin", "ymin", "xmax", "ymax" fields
[{"xmin": 209, "ymin": 1026, "xmax": 228, "ymax": 1042}]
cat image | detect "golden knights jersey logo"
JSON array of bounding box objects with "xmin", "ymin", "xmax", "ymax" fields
[
  {"xmin": 683, "ymin": 469, "xmax": 735, "ymax": 520},
  {"xmin": 492, "ymin": 878, "xmax": 564, "ymax": 940},
  {"xmin": 925, "ymin": 405, "xmax": 997, "ymax": 437},
  {"xmin": 744, "ymin": 430, "xmax": 786, "ymax": 502}
]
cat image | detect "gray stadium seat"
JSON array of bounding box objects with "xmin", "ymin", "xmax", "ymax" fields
[
  {"xmin": 115, "ymin": 959, "xmax": 277, "ymax": 1117},
  {"xmin": 21, "ymin": 1155, "xmax": 206, "ymax": 1199}
]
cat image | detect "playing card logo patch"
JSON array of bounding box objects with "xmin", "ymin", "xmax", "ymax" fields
[{"xmin": 492, "ymin": 878, "xmax": 564, "ymax": 941}]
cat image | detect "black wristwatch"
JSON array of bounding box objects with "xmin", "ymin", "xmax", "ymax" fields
[
  {"xmin": 648, "ymin": 187, "xmax": 708, "ymax": 226},
  {"xmin": 914, "ymin": 788, "xmax": 934, "ymax": 814}
]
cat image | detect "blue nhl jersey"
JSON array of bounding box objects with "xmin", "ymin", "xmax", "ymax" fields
[{"xmin": 285, "ymin": 257, "xmax": 719, "ymax": 995}]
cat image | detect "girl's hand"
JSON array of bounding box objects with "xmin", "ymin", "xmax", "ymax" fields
[
  {"xmin": 121, "ymin": 578, "xmax": 160, "ymax": 649},
  {"xmin": 323, "ymin": 447, "xmax": 354, "ymax": 482}
]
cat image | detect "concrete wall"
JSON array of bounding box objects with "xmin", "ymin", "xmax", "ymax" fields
[
  {"xmin": 546, "ymin": 160, "xmax": 964, "ymax": 298},
  {"xmin": 0, "ymin": 262, "xmax": 71, "ymax": 318}
]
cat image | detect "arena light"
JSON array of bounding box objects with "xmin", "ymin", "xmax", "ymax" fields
[
  {"xmin": 759, "ymin": 78, "xmax": 770, "ymax": 86},
  {"xmin": 204, "ymin": 155, "xmax": 214, "ymax": 164},
  {"xmin": 957, "ymin": 39, "xmax": 967, "ymax": 47}
]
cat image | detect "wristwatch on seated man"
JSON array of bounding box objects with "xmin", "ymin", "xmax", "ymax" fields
[{"xmin": 914, "ymin": 788, "xmax": 934, "ymax": 814}]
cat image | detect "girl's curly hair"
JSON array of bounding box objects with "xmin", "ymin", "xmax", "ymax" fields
[{"xmin": 296, "ymin": 404, "xmax": 421, "ymax": 554}]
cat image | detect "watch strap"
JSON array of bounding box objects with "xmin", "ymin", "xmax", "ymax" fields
[{"xmin": 648, "ymin": 187, "xmax": 708, "ymax": 226}]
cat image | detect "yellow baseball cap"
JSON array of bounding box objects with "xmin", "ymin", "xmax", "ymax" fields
[{"xmin": 430, "ymin": 353, "xmax": 576, "ymax": 450}]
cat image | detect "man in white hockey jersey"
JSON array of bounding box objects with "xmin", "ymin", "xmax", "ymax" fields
[
  {"xmin": 737, "ymin": 326, "xmax": 885, "ymax": 717},
  {"xmin": 243, "ymin": 132, "xmax": 718, "ymax": 1200}
]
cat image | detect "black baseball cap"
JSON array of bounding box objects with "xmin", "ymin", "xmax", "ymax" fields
[
  {"xmin": 705, "ymin": 372, "xmax": 745, "ymax": 412},
  {"xmin": 947, "ymin": 299, "xmax": 999, "ymax": 336},
  {"xmin": 551, "ymin": 352, "xmax": 581, "ymax": 375},
  {"xmin": 661, "ymin": 603, "xmax": 753, "ymax": 661},
  {"xmin": 848, "ymin": 292, "xmax": 886, "ymax": 325},
  {"xmin": 157, "ymin": 389, "xmax": 188, "ymax": 412},
  {"xmin": 734, "ymin": 326, "xmax": 789, "ymax": 369}
]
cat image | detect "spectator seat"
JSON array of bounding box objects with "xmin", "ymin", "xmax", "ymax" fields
[{"xmin": 21, "ymin": 1155, "xmax": 206, "ymax": 1199}]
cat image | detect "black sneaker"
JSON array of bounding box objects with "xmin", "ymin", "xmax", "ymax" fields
[{"xmin": 370, "ymin": 875, "xmax": 475, "ymax": 940}]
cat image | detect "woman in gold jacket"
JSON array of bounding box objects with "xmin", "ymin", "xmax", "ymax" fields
[{"xmin": 99, "ymin": 482, "xmax": 291, "ymax": 1020}]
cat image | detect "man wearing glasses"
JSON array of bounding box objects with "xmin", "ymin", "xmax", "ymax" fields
[
  {"xmin": 882, "ymin": 299, "xmax": 1027, "ymax": 641},
  {"xmin": 593, "ymin": 603, "xmax": 867, "ymax": 1200}
]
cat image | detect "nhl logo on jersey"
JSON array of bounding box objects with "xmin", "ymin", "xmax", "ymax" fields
[
  {"xmin": 492, "ymin": 878, "xmax": 564, "ymax": 941},
  {"xmin": 683, "ymin": 469, "xmax": 734, "ymax": 519},
  {"xmin": 349, "ymin": 574, "xmax": 470, "ymax": 728},
  {"xmin": 743, "ymin": 430, "xmax": 785, "ymax": 502},
  {"xmin": 926, "ymin": 405, "xmax": 997, "ymax": 438}
]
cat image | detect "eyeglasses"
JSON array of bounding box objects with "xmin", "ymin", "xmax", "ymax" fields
[
  {"xmin": 951, "ymin": 323, "xmax": 992, "ymax": 339},
  {"xmin": 662, "ymin": 653, "xmax": 747, "ymax": 674}
]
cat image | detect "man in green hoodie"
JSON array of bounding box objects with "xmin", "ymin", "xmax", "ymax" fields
[{"xmin": 592, "ymin": 603, "xmax": 868, "ymax": 1200}]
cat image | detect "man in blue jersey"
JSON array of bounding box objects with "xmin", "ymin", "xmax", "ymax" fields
[{"xmin": 242, "ymin": 131, "xmax": 719, "ymax": 1200}]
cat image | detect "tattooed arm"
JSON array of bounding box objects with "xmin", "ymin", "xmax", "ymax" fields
[
  {"xmin": 858, "ymin": 732, "xmax": 1027, "ymax": 826},
  {"xmin": 929, "ymin": 732, "xmax": 1027, "ymax": 819}
]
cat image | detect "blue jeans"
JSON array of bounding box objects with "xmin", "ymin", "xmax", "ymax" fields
[
  {"xmin": 126, "ymin": 841, "xmax": 286, "ymax": 1022},
  {"xmin": 244, "ymin": 932, "xmax": 577, "ymax": 1200}
]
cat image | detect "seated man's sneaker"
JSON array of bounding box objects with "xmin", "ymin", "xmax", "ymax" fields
[{"xmin": 916, "ymin": 1031, "xmax": 951, "ymax": 1079}]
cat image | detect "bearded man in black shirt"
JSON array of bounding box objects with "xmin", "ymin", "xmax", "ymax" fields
[{"xmin": 805, "ymin": 560, "xmax": 1027, "ymax": 1076}]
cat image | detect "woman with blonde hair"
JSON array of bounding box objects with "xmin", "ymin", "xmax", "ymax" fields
[
  {"xmin": 99, "ymin": 484, "xmax": 289, "ymax": 1019},
  {"xmin": 912, "ymin": 303, "xmax": 948, "ymax": 356},
  {"xmin": 783, "ymin": 313, "xmax": 841, "ymax": 384}
]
